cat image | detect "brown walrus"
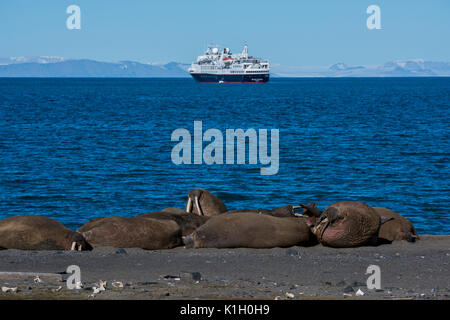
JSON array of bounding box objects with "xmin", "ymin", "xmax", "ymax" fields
[
  {"xmin": 0, "ymin": 215, "xmax": 91, "ymax": 251},
  {"xmin": 138, "ymin": 211, "xmax": 210, "ymax": 236},
  {"xmin": 185, "ymin": 189, "xmax": 227, "ymax": 216},
  {"xmin": 78, "ymin": 216, "xmax": 182, "ymax": 249},
  {"xmin": 312, "ymin": 202, "xmax": 381, "ymax": 248},
  {"xmin": 372, "ymin": 207, "xmax": 419, "ymax": 243},
  {"xmin": 183, "ymin": 212, "xmax": 314, "ymax": 249}
]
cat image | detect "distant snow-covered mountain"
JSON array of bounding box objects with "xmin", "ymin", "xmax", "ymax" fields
[
  {"xmin": 0, "ymin": 57, "xmax": 190, "ymax": 77},
  {"xmin": 376, "ymin": 60, "xmax": 450, "ymax": 76},
  {"xmin": 0, "ymin": 56, "xmax": 449, "ymax": 77},
  {"xmin": 271, "ymin": 60, "xmax": 450, "ymax": 77},
  {"xmin": 329, "ymin": 62, "xmax": 365, "ymax": 72},
  {"xmin": 0, "ymin": 56, "xmax": 66, "ymax": 65}
]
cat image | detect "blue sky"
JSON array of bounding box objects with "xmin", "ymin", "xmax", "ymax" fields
[{"xmin": 0, "ymin": 0, "xmax": 449, "ymax": 66}]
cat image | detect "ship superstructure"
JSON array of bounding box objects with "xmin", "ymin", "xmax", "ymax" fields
[{"xmin": 189, "ymin": 44, "xmax": 269, "ymax": 83}]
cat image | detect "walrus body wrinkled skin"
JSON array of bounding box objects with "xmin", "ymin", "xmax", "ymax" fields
[
  {"xmin": 78, "ymin": 216, "xmax": 182, "ymax": 249},
  {"xmin": 225, "ymin": 205, "xmax": 297, "ymax": 218},
  {"xmin": 0, "ymin": 215, "xmax": 91, "ymax": 251},
  {"xmin": 183, "ymin": 212, "xmax": 314, "ymax": 249},
  {"xmin": 373, "ymin": 207, "xmax": 419, "ymax": 243},
  {"xmin": 161, "ymin": 207, "xmax": 187, "ymax": 215},
  {"xmin": 312, "ymin": 202, "xmax": 381, "ymax": 248},
  {"xmin": 138, "ymin": 211, "xmax": 210, "ymax": 236},
  {"xmin": 185, "ymin": 189, "xmax": 227, "ymax": 217}
]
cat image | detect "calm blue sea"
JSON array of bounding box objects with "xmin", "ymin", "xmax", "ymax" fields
[{"xmin": 0, "ymin": 78, "xmax": 449, "ymax": 234}]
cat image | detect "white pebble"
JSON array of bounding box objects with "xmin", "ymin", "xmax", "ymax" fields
[
  {"xmin": 1, "ymin": 286, "xmax": 18, "ymax": 293},
  {"xmin": 52, "ymin": 286, "xmax": 62, "ymax": 293},
  {"xmin": 112, "ymin": 281, "xmax": 124, "ymax": 288},
  {"xmin": 356, "ymin": 289, "xmax": 365, "ymax": 296},
  {"xmin": 285, "ymin": 292, "xmax": 295, "ymax": 299}
]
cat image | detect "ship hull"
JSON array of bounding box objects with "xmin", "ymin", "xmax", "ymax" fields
[{"xmin": 190, "ymin": 73, "xmax": 269, "ymax": 83}]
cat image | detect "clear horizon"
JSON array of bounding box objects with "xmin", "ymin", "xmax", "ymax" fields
[{"xmin": 1, "ymin": 0, "xmax": 449, "ymax": 66}]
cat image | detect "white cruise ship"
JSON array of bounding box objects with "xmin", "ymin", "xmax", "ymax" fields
[{"xmin": 189, "ymin": 44, "xmax": 270, "ymax": 83}]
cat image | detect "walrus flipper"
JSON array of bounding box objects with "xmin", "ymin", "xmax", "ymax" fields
[
  {"xmin": 298, "ymin": 203, "xmax": 322, "ymax": 217},
  {"xmin": 182, "ymin": 235, "xmax": 195, "ymax": 248}
]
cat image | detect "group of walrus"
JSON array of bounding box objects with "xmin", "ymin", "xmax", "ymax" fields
[{"xmin": 0, "ymin": 189, "xmax": 419, "ymax": 251}]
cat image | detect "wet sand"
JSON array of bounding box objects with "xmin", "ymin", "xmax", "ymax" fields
[{"xmin": 0, "ymin": 235, "xmax": 449, "ymax": 300}]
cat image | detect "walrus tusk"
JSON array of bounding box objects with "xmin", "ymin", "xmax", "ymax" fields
[
  {"xmin": 292, "ymin": 206, "xmax": 302, "ymax": 214},
  {"xmin": 185, "ymin": 197, "xmax": 193, "ymax": 213},
  {"xmin": 312, "ymin": 217, "xmax": 330, "ymax": 242},
  {"xmin": 194, "ymin": 196, "xmax": 203, "ymax": 216},
  {"xmin": 71, "ymin": 242, "xmax": 77, "ymax": 251},
  {"xmin": 294, "ymin": 213, "xmax": 304, "ymax": 217},
  {"xmin": 319, "ymin": 218, "xmax": 330, "ymax": 241},
  {"xmin": 78, "ymin": 244, "xmax": 82, "ymax": 251}
]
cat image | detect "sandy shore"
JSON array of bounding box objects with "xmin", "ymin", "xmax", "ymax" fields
[{"xmin": 0, "ymin": 235, "xmax": 449, "ymax": 300}]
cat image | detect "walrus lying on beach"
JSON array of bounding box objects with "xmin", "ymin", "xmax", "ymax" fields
[
  {"xmin": 138, "ymin": 211, "xmax": 210, "ymax": 236},
  {"xmin": 185, "ymin": 189, "xmax": 227, "ymax": 216},
  {"xmin": 305, "ymin": 201, "xmax": 419, "ymax": 247},
  {"xmin": 183, "ymin": 212, "xmax": 315, "ymax": 249},
  {"xmin": 0, "ymin": 215, "xmax": 91, "ymax": 251},
  {"xmin": 373, "ymin": 207, "xmax": 419, "ymax": 243},
  {"xmin": 311, "ymin": 202, "xmax": 381, "ymax": 248},
  {"xmin": 78, "ymin": 216, "xmax": 181, "ymax": 249}
]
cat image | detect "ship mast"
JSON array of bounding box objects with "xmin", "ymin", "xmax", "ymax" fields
[{"xmin": 242, "ymin": 43, "xmax": 248, "ymax": 59}]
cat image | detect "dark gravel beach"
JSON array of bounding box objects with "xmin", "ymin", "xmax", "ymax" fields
[{"xmin": 0, "ymin": 235, "xmax": 449, "ymax": 300}]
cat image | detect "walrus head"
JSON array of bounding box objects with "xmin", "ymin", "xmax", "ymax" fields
[
  {"xmin": 185, "ymin": 189, "xmax": 227, "ymax": 217},
  {"xmin": 68, "ymin": 231, "xmax": 93, "ymax": 251}
]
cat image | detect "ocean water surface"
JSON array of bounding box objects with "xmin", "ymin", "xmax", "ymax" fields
[{"xmin": 0, "ymin": 78, "xmax": 449, "ymax": 234}]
